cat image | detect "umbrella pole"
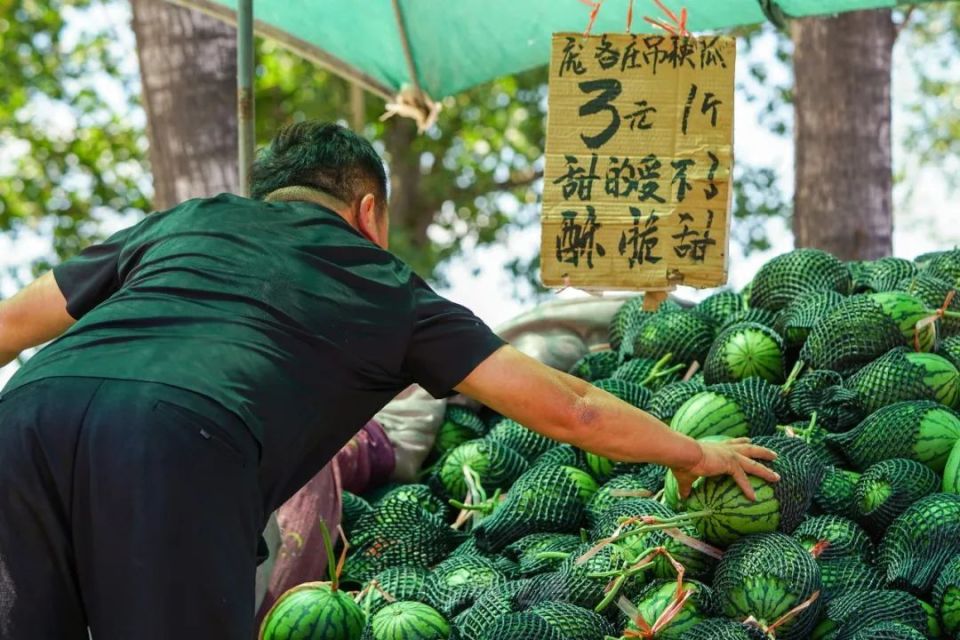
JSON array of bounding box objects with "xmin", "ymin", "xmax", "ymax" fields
[{"xmin": 237, "ymin": 0, "xmax": 254, "ymax": 196}]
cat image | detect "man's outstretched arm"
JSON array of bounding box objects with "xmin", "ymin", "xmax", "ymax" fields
[
  {"xmin": 0, "ymin": 271, "xmax": 74, "ymax": 367},
  {"xmin": 456, "ymin": 345, "xmax": 779, "ymax": 500}
]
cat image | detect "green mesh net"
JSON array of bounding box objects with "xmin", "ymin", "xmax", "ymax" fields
[
  {"xmin": 378, "ymin": 484, "xmax": 450, "ymax": 520},
  {"xmin": 421, "ymin": 555, "xmax": 509, "ymax": 617},
  {"xmin": 502, "ymin": 533, "xmax": 583, "ymax": 577},
  {"xmin": 516, "ymin": 543, "xmax": 632, "ymax": 613},
  {"xmin": 626, "ymin": 579, "xmax": 718, "ymax": 639},
  {"xmin": 774, "ymin": 290, "xmax": 847, "ymax": 351},
  {"xmin": 924, "ymin": 248, "xmax": 960, "ymax": 287},
  {"xmin": 817, "ymin": 556, "xmax": 886, "ymax": 604},
  {"xmin": 647, "ymin": 379, "xmax": 708, "ymax": 423},
  {"xmin": 845, "ymin": 348, "xmax": 960, "ymax": 414},
  {"xmin": 792, "ymin": 515, "xmax": 873, "ymax": 563},
  {"xmin": 847, "ymin": 622, "xmax": 928, "ymax": 640},
  {"xmin": 342, "ymin": 491, "xmax": 374, "ymax": 538},
  {"xmin": 854, "ymin": 458, "xmax": 941, "ymax": 534},
  {"xmin": 436, "ymin": 406, "xmax": 489, "ymax": 454},
  {"xmin": 569, "ymin": 350, "xmax": 620, "ymax": 382},
  {"xmin": 865, "ymin": 257, "xmax": 920, "ymax": 293},
  {"xmin": 592, "ymin": 378, "xmax": 653, "ymax": 409},
  {"xmin": 528, "ymin": 600, "xmax": 617, "ymax": 640},
  {"xmin": 473, "ymin": 464, "xmax": 594, "ymax": 553},
  {"xmin": 703, "ymin": 322, "xmax": 786, "ymax": 385},
  {"xmin": 720, "ymin": 308, "xmax": 780, "ymax": 333},
  {"xmin": 813, "ymin": 467, "xmax": 861, "ymax": 518},
  {"xmin": 786, "ymin": 370, "xmax": 864, "ymax": 433},
  {"xmin": 450, "ymin": 580, "xmax": 529, "ymax": 640},
  {"xmin": 848, "ymin": 260, "xmax": 872, "ymax": 293},
  {"xmin": 359, "ymin": 565, "xmax": 429, "ymax": 615},
  {"xmin": 749, "ymin": 248, "xmax": 852, "ymax": 312},
  {"xmin": 825, "ymin": 401, "xmax": 960, "ymax": 472},
  {"xmin": 609, "ymin": 296, "xmax": 646, "ymax": 353},
  {"xmin": 711, "ymin": 377, "xmax": 786, "ymax": 434},
  {"xmin": 941, "ymin": 335, "xmax": 960, "ymax": 371},
  {"xmin": 585, "ymin": 473, "xmax": 665, "ymax": 528},
  {"xmin": 713, "ymin": 533, "xmax": 823, "ymax": 640},
  {"xmin": 933, "ymin": 555, "xmax": 960, "ymax": 638},
  {"xmin": 630, "ymin": 310, "xmax": 717, "ymax": 368},
  {"xmin": 436, "ymin": 439, "xmax": 529, "ymax": 500},
  {"xmin": 344, "ymin": 500, "xmax": 467, "ymax": 584},
  {"xmin": 818, "ymin": 589, "xmax": 934, "ymax": 640},
  {"xmin": 897, "ymin": 273, "xmax": 960, "ymax": 337},
  {"xmin": 695, "ymin": 291, "xmax": 748, "ymax": 326},
  {"xmin": 532, "ymin": 445, "xmax": 588, "ymax": 472},
  {"xmin": 800, "ymin": 295, "xmax": 907, "ymax": 375},
  {"xmin": 475, "ymin": 613, "xmax": 568, "ymax": 640},
  {"xmin": 486, "ymin": 419, "xmax": 557, "ymax": 462},
  {"xmin": 684, "ymin": 618, "xmax": 769, "ymax": 640},
  {"xmin": 879, "ymin": 493, "xmax": 960, "ymax": 595}
]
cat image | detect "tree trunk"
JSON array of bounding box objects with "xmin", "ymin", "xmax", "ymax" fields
[
  {"xmin": 130, "ymin": 0, "xmax": 239, "ymax": 209},
  {"xmin": 792, "ymin": 9, "xmax": 894, "ymax": 260}
]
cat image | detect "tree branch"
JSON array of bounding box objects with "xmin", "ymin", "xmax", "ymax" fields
[{"xmin": 894, "ymin": 5, "xmax": 915, "ymax": 42}]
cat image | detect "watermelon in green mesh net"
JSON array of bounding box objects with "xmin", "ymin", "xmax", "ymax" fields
[
  {"xmin": 568, "ymin": 350, "xmax": 620, "ymax": 382},
  {"xmin": 814, "ymin": 467, "xmax": 861, "ymax": 518},
  {"xmin": 344, "ymin": 500, "xmax": 466, "ymax": 584},
  {"xmin": 624, "ymin": 579, "xmax": 718, "ymax": 639},
  {"xmin": 792, "ymin": 515, "xmax": 873, "ymax": 564},
  {"xmin": 945, "ymin": 439, "xmax": 960, "ymax": 493},
  {"xmin": 359, "ymin": 566, "xmax": 429, "ymax": 616},
  {"xmin": 684, "ymin": 618, "xmax": 769, "ymax": 640},
  {"xmin": 847, "ymin": 622, "xmax": 928, "ymax": 640},
  {"xmin": 527, "ymin": 601, "xmax": 617, "ymax": 640},
  {"xmin": 774, "ymin": 290, "xmax": 847, "ymax": 351},
  {"xmin": 610, "ymin": 355, "xmax": 685, "ymax": 392},
  {"xmin": 713, "ymin": 533, "xmax": 822, "ymax": 640},
  {"xmin": 853, "ymin": 458, "xmax": 941, "ymax": 534},
  {"xmin": 681, "ymin": 436, "xmax": 824, "ymax": 546},
  {"xmin": 696, "ymin": 290, "xmax": 748, "ymax": 326},
  {"xmin": 749, "ymin": 248, "xmax": 852, "ymax": 312},
  {"xmin": 361, "ymin": 601, "xmax": 449, "ymax": 640},
  {"xmin": 897, "ymin": 273, "xmax": 960, "ymax": 337},
  {"xmin": 472, "ymin": 465, "xmax": 597, "ymax": 552},
  {"xmin": 261, "ymin": 582, "xmax": 366, "ymax": 640},
  {"xmin": 916, "ymin": 250, "xmax": 950, "ymax": 268},
  {"xmin": 378, "ymin": 484, "xmax": 450, "ymax": 520},
  {"xmin": 816, "ymin": 556, "xmax": 886, "ymax": 604},
  {"xmin": 864, "ymin": 257, "xmax": 920, "ymax": 293},
  {"xmin": 515, "ymin": 543, "xmax": 633, "ymax": 613},
  {"xmin": 786, "ymin": 370, "xmax": 864, "ymax": 433},
  {"xmin": 879, "ymin": 493, "xmax": 960, "ymax": 595},
  {"xmin": 631, "ymin": 310, "xmax": 717, "ymax": 367},
  {"xmin": 848, "ymin": 259, "xmax": 873, "ymax": 293},
  {"xmin": 670, "ymin": 385, "xmax": 777, "ymax": 441},
  {"xmin": 924, "ymin": 248, "xmax": 960, "ymax": 287},
  {"xmin": 421, "ymin": 555, "xmax": 508, "ymax": 617},
  {"xmin": 343, "ymin": 491, "xmax": 374, "ymax": 538},
  {"xmin": 485, "ymin": 419, "xmax": 557, "ymax": 462},
  {"xmin": 801, "ymin": 295, "xmax": 927, "ymax": 375},
  {"xmin": 585, "ymin": 473, "xmax": 663, "ymax": 527},
  {"xmin": 703, "ymin": 322, "xmax": 786, "ymax": 385},
  {"xmin": 933, "ymin": 555, "xmax": 960, "ymax": 638},
  {"xmin": 591, "ymin": 498, "xmax": 718, "ymax": 581},
  {"xmin": 721, "ymin": 307, "xmax": 780, "ymax": 333},
  {"xmin": 939, "ymin": 335, "xmax": 960, "ymax": 371},
  {"xmin": 811, "ymin": 589, "xmax": 940, "ymax": 640},
  {"xmin": 714, "ymin": 375, "xmax": 793, "ymax": 424},
  {"xmin": 502, "ymin": 533, "xmax": 583, "ymax": 577},
  {"xmin": 437, "ymin": 440, "xmax": 528, "ymax": 500},
  {"xmin": 435, "ymin": 406, "xmax": 488, "ymax": 455},
  {"xmin": 870, "ymin": 291, "xmax": 940, "ymax": 351},
  {"xmin": 475, "ymin": 612, "xmax": 567, "ymax": 640},
  {"xmin": 647, "ymin": 379, "xmax": 708, "ymax": 423},
  {"xmin": 609, "ymin": 296, "xmax": 647, "ymax": 353},
  {"xmin": 532, "ymin": 445, "xmax": 588, "ymax": 473},
  {"xmin": 845, "ymin": 348, "xmax": 960, "ymax": 413},
  {"xmin": 592, "ymin": 378, "xmax": 653, "ymax": 409},
  {"xmin": 780, "ymin": 420, "xmax": 846, "ymax": 468},
  {"xmin": 825, "ymin": 401, "xmax": 960, "ymax": 472},
  {"xmin": 451, "ymin": 580, "xmax": 529, "ymax": 640}
]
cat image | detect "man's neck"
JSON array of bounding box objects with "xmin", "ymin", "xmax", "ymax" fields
[{"xmin": 264, "ymin": 186, "xmax": 351, "ymax": 221}]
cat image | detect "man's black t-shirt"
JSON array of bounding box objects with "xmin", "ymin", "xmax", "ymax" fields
[{"xmin": 6, "ymin": 193, "xmax": 504, "ymax": 509}]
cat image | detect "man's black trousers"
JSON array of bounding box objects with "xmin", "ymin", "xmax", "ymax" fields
[{"xmin": 0, "ymin": 377, "xmax": 263, "ymax": 639}]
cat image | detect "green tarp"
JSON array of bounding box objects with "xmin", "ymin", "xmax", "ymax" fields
[{"xmin": 169, "ymin": 0, "xmax": 917, "ymax": 100}]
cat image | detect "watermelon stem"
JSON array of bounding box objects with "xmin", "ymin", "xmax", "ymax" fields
[
  {"xmin": 319, "ymin": 521, "xmax": 339, "ymax": 591},
  {"xmin": 780, "ymin": 360, "xmax": 805, "ymax": 396}
]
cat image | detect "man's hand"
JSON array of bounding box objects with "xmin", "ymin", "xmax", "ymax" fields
[
  {"xmin": 672, "ymin": 437, "xmax": 780, "ymax": 502},
  {"xmin": 0, "ymin": 271, "xmax": 74, "ymax": 368}
]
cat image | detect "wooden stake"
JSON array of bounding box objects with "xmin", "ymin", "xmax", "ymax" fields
[{"xmin": 642, "ymin": 290, "xmax": 669, "ymax": 311}]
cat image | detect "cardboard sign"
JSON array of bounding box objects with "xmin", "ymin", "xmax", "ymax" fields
[{"xmin": 541, "ymin": 33, "xmax": 735, "ymax": 290}]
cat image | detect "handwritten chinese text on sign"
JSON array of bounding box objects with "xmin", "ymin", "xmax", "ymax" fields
[{"xmin": 541, "ymin": 33, "xmax": 735, "ymax": 290}]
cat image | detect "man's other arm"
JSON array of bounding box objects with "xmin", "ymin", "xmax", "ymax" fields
[
  {"xmin": 0, "ymin": 272, "xmax": 75, "ymax": 367},
  {"xmin": 456, "ymin": 345, "xmax": 779, "ymax": 500}
]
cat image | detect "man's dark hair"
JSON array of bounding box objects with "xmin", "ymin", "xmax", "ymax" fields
[{"xmin": 250, "ymin": 121, "xmax": 388, "ymax": 209}]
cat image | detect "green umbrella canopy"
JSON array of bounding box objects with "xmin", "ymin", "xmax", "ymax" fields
[{"xmin": 169, "ymin": 0, "xmax": 916, "ymax": 102}]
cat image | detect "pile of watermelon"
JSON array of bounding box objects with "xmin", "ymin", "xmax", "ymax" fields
[{"xmin": 262, "ymin": 248, "xmax": 960, "ymax": 640}]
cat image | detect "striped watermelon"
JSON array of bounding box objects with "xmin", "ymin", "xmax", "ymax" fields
[
  {"xmin": 704, "ymin": 322, "xmax": 786, "ymax": 385},
  {"xmin": 437, "ymin": 440, "xmax": 528, "ymax": 499},
  {"xmin": 869, "ymin": 292, "xmax": 937, "ymax": 352},
  {"xmin": 946, "ymin": 439, "xmax": 960, "ymax": 493},
  {"xmin": 844, "ymin": 349, "xmax": 960, "ymax": 412},
  {"xmin": 626, "ymin": 579, "xmax": 717, "ymax": 639},
  {"xmin": 670, "ymin": 392, "xmax": 749, "ymax": 440},
  {"xmin": 362, "ymin": 602, "xmax": 449, "ymax": 640},
  {"xmin": 261, "ymin": 582, "xmax": 365, "ymax": 640},
  {"xmin": 934, "ymin": 555, "xmax": 960, "ymax": 638}
]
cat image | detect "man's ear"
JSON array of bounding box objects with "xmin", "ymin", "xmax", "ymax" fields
[{"xmin": 355, "ymin": 193, "xmax": 385, "ymax": 248}]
